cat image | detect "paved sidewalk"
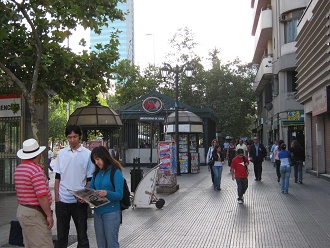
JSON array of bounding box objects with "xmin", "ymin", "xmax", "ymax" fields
[{"xmin": 1, "ymin": 160, "xmax": 330, "ymax": 247}]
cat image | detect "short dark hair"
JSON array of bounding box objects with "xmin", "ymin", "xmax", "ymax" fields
[
  {"xmin": 280, "ymin": 143, "xmax": 287, "ymax": 150},
  {"xmin": 237, "ymin": 148, "xmax": 244, "ymax": 155},
  {"xmin": 65, "ymin": 124, "xmax": 82, "ymax": 137}
]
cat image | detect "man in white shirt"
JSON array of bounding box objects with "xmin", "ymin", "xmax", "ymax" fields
[
  {"xmin": 236, "ymin": 140, "xmax": 248, "ymax": 157},
  {"xmin": 54, "ymin": 124, "xmax": 94, "ymax": 248}
]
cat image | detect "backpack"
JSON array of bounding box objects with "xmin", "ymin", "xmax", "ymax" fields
[{"xmin": 110, "ymin": 167, "xmax": 131, "ymax": 210}]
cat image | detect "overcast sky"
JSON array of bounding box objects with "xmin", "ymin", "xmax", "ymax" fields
[{"xmin": 70, "ymin": 0, "xmax": 255, "ymax": 69}]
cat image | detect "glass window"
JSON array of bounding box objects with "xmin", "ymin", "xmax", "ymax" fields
[
  {"xmin": 287, "ymin": 71, "xmax": 297, "ymax": 92},
  {"xmin": 284, "ymin": 9, "xmax": 304, "ymax": 44}
]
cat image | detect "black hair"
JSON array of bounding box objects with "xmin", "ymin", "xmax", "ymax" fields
[
  {"xmin": 91, "ymin": 146, "xmax": 123, "ymax": 177},
  {"xmin": 280, "ymin": 143, "xmax": 287, "ymax": 150},
  {"xmin": 237, "ymin": 148, "xmax": 244, "ymax": 155},
  {"xmin": 65, "ymin": 124, "xmax": 82, "ymax": 137}
]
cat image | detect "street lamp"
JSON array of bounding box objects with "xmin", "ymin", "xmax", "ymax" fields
[{"xmin": 160, "ymin": 62, "xmax": 193, "ymax": 175}]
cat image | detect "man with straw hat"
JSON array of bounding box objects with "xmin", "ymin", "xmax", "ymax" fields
[{"xmin": 14, "ymin": 138, "xmax": 54, "ymax": 247}]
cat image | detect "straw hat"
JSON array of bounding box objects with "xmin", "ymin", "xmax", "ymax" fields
[{"xmin": 17, "ymin": 138, "xmax": 46, "ymax": 159}]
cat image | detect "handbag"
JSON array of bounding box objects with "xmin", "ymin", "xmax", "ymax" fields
[{"xmin": 208, "ymin": 158, "xmax": 214, "ymax": 166}]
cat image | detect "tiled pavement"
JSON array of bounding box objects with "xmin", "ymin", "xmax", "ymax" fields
[{"xmin": 1, "ymin": 160, "xmax": 330, "ymax": 247}]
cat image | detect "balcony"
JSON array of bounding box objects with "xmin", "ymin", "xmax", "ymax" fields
[
  {"xmin": 253, "ymin": 56, "xmax": 273, "ymax": 94},
  {"xmin": 252, "ymin": 8, "xmax": 273, "ymax": 64},
  {"xmin": 251, "ymin": 0, "xmax": 271, "ymax": 35}
]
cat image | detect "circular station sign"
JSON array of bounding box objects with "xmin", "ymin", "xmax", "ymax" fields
[{"xmin": 142, "ymin": 97, "xmax": 163, "ymax": 114}]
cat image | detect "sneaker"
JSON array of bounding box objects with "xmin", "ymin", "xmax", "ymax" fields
[{"xmin": 238, "ymin": 199, "xmax": 243, "ymax": 204}]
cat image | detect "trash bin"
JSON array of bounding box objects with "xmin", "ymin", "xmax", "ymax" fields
[
  {"xmin": 130, "ymin": 168, "xmax": 143, "ymax": 192},
  {"xmin": 130, "ymin": 157, "xmax": 143, "ymax": 192}
]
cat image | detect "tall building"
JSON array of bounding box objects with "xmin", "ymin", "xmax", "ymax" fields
[
  {"xmin": 90, "ymin": 0, "xmax": 134, "ymax": 63},
  {"xmin": 295, "ymin": 0, "xmax": 330, "ymax": 178},
  {"xmin": 250, "ymin": 0, "xmax": 309, "ymax": 148}
]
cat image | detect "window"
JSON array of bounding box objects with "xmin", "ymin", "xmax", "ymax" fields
[
  {"xmin": 287, "ymin": 71, "xmax": 297, "ymax": 92},
  {"xmin": 284, "ymin": 9, "xmax": 304, "ymax": 44}
]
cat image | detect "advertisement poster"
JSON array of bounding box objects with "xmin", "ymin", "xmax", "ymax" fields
[
  {"xmin": 179, "ymin": 153, "xmax": 188, "ymax": 173},
  {"xmin": 158, "ymin": 142, "xmax": 177, "ymax": 186},
  {"xmin": 190, "ymin": 152, "xmax": 200, "ymax": 174}
]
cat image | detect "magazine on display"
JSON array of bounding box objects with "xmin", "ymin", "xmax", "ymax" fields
[{"xmin": 67, "ymin": 188, "xmax": 110, "ymax": 208}]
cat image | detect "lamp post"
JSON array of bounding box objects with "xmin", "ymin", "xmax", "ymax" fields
[{"xmin": 160, "ymin": 62, "xmax": 193, "ymax": 175}]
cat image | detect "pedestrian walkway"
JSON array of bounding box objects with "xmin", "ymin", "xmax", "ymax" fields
[{"xmin": 1, "ymin": 160, "xmax": 330, "ymax": 247}]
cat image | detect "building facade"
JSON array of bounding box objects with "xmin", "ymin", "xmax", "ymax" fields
[
  {"xmin": 90, "ymin": 0, "xmax": 134, "ymax": 63},
  {"xmin": 295, "ymin": 0, "xmax": 330, "ymax": 178},
  {"xmin": 250, "ymin": 0, "xmax": 309, "ymax": 148}
]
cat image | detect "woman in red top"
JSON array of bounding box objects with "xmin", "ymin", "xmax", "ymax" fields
[{"xmin": 231, "ymin": 149, "xmax": 249, "ymax": 204}]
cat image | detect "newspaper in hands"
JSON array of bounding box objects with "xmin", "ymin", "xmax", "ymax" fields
[{"xmin": 67, "ymin": 188, "xmax": 110, "ymax": 208}]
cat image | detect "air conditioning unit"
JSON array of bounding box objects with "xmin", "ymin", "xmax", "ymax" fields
[{"xmin": 279, "ymin": 15, "xmax": 287, "ymax": 23}]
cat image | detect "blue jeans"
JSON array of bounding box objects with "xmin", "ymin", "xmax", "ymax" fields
[
  {"xmin": 94, "ymin": 210, "xmax": 121, "ymax": 248},
  {"xmin": 280, "ymin": 165, "xmax": 291, "ymax": 193},
  {"xmin": 55, "ymin": 201, "xmax": 89, "ymax": 248},
  {"xmin": 212, "ymin": 166, "xmax": 223, "ymax": 189}
]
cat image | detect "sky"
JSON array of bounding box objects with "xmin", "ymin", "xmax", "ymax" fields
[{"xmin": 70, "ymin": 0, "xmax": 255, "ymax": 69}]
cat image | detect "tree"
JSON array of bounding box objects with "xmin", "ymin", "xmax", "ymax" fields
[
  {"xmin": 114, "ymin": 60, "xmax": 163, "ymax": 106},
  {"xmin": 0, "ymin": 0, "xmax": 124, "ymax": 140},
  {"xmin": 205, "ymin": 50, "xmax": 256, "ymax": 138}
]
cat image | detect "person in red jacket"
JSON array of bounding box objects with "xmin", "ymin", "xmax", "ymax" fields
[{"xmin": 231, "ymin": 149, "xmax": 249, "ymax": 204}]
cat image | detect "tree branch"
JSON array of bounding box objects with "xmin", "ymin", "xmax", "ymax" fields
[{"xmin": 12, "ymin": 0, "xmax": 43, "ymax": 97}]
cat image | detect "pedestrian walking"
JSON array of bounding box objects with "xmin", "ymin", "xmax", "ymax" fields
[
  {"xmin": 270, "ymin": 140, "xmax": 277, "ymax": 165},
  {"xmin": 290, "ymin": 140, "xmax": 305, "ymax": 184},
  {"xmin": 278, "ymin": 143, "xmax": 291, "ymax": 194},
  {"xmin": 236, "ymin": 140, "xmax": 248, "ymax": 157},
  {"xmin": 53, "ymin": 124, "xmax": 94, "ymax": 248},
  {"xmin": 89, "ymin": 146, "xmax": 124, "ymax": 248},
  {"xmin": 48, "ymin": 146, "xmax": 54, "ymax": 172},
  {"xmin": 212, "ymin": 145, "xmax": 225, "ymax": 190},
  {"xmin": 111, "ymin": 145, "xmax": 121, "ymax": 161},
  {"xmin": 226, "ymin": 141, "xmax": 236, "ymax": 167},
  {"xmin": 206, "ymin": 139, "xmax": 218, "ymax": 185},
  {"xmin": 249, "ymin": 136, "xmax": 267, "ymax": 181},
  {"xmin": 231, "ymin": 149, "xmax": 249, "ymax": 204},
  {"xmin": 14, "ymin": 138, "xmax": 54, "ymax": 248},
  {"xmin": 274, "ymin": 140, "xmax": 284, "ymax": 183}
]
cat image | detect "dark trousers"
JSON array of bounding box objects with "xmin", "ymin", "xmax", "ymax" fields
[
  {"xmin": 253, "ymin": 158, "xmax": 263, "ymax": 180},
  {"xmin": 293, "ymin": 161, "xmax": 303, "ymax": 182},
  {"xmin": 236, "ymin": 177, "xmax": 248, "ymax": 200},
  {"xmin": 55, "ymin": 201, "xmax": 89, "ymax": 248},
  {"xmin": 209, "ymin": 166, "xmax": 215, "ymax": 184},
  {"xmin": 275, "ymin": 159, "xmax": 281, "ymax": 179},
  {"xmin": 48, "ymin": 159, "xmax": 53, "ymax": 171}
]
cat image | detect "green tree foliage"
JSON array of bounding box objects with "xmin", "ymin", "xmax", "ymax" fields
[
  {"xmin": 205, "ymin": 50, "xmax": 256, "ymax": 138},
  {"xmin": 48, "ymin": 100, "xmax": 67, "ymax": 148},
  {"xmin": 0, "ymin": 0, "xmax": 124, "ymax": 140},
  {"xmin": 114, "ymin": 60, "xmax": 163, "ymax": 106}
]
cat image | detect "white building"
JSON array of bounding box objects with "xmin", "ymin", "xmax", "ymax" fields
[{"xmin": 250, "ymin": 0, "xmax": 309, "ymax": 148}]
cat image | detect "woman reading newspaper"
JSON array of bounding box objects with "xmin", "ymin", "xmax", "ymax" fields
[{"xmin": 89, "ymin": 146, "xmax": 124, "ymax": 248}]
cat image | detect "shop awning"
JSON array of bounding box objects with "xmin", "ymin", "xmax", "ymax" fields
[{"xmin": 282, "ymin": 120, "xmax": 304, "ymax": 126}]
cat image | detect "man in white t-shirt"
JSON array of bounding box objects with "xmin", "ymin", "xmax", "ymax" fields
[
  {"xmin": 236, "ymin": 140, "xmax": 248, "ymax": 157},
  {"xmin": 54, "ymin": 124, "xmax": 94, "ymax": 248}
]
